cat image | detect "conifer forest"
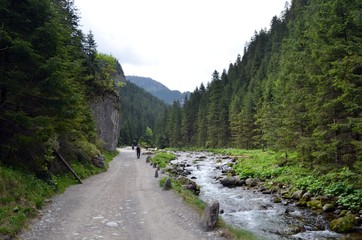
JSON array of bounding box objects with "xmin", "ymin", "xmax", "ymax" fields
[
  {"xmin": 158, "ymin": 0, "xmax": 362, "ymax": 169},
  {"xmin": 0, "ymin": 0, "xmax": 361, "ymax": 237}
]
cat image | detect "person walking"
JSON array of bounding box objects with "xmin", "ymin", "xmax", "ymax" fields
[{"xmin": 136, "ymin": 145, "xmax": 141, "ymax": 159}]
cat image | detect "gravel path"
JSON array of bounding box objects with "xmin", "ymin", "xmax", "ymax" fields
[{"xmin": 20, "ymin": 148, "xmax": 225, "ymax": 240}]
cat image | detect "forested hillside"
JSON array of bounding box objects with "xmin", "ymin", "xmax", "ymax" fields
[
  {"xmin": 0, "ymin": 0, "xmax": 123, "ymax": 172},
  {"xmin": 161, "ymin": 0, "xmax": 361, "ymax": 168},
  {"xmin": 0, "ymin": 1, "xmax": 125, "ymax": 235},
  {"xmin": 119, "ymin": 80, "xmax": 167, "ymax": 147},
  {"xmin": 126, "ymin": 75, "xmax": 190, "ymax": 104}
]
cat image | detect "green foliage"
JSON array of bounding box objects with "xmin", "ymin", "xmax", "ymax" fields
[
  {"xmin": 0, "ymin": 167, "xmax": 53, "ymax": 236},
  {"xmin": 158, "ymin": 176, "xmax": 168, "ymax": 187},
  {"xmin": 157, "ymin": 0, "xmax": 362, "ymax": 212},
  {"xmin": 163, "ymin": 177, "xmax": 205, "ymax": 211},
  {"xmin": 103, "ymin": 150, "xmax": 119, "ymax": 163},
  {"xmin": 218, "ymin": 219, "xmax": 262, "ymax": 240},
  {"xmin": 225, "ymin": 149, "xmax": 361, "ymax": 210},
  {"xmin": 338, "ymin": 189, "xmax": 362, "ymax": 210},
  {"xmin": 158, "ymin": 0, "xmax": 361, "ymax": 170},
  {"xmin": 118, "ymin": 81, "xmax": 167, "ymax": 146},
  {"xmin": 0, "ymin": 1, "xmax": 121, "ymax": 229},
  {"xmin": 220, "ymin": 149, "xmax": 290, "ymax": 179},
  {"xmin": 0, "ymin": 0, "xmax": 105, "ymax": 175},
  {"xmin": 149, "ymin": 152, "xmax": 176, "ymax": 169},
  {"xmin": 139, "ymin": 127, "xmax": 154, "ymax": 148},
  {"xmin": 91, "ymin": 53, "xmax": 120, "ymax": 96},
  {"xmin": 68, "ymin": 149, "xmax": 118, "ymax": 179},
  {"xmin": 330, "ymin": 213, "xmax": 357, "ymax": 233},
  {"xmin": 0, "ymin": 149, "xmax": 117, "ymax": 237}
]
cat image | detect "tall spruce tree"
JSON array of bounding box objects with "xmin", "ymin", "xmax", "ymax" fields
[{"xmin": 0, "ymin": 0, "xmax": 98, "ymax": 170}]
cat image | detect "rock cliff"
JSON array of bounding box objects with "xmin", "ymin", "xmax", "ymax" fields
[
  {"xmin": 90, "ymin": 92, "xmax": 120, "ymax": 151},
  {"xmin": 90, "ymin": 61, "xmax": 125, "ymax": 151}
]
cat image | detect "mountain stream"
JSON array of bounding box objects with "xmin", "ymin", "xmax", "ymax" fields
[{"xmin": 170, "ymin": 151, "xmax": 357, "ymax": 240}]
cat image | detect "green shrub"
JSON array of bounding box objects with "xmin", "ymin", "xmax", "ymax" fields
[
  {"xmin": 149, "ymin": 152, "xmax": 176, "ymax": 168},
  {"xmin": 337, "ymin": 189, "xmax": 362, "ymax": 210},
  {"xmin": 0, "ymin": 168, "xmax": 53, "ymax": 236},
  {"xmin": 216, "ymin": 149, "xmax": 361, "ymax": 211},
  {"xmin": 0, "ymin": 149, "xmax": 119, "ymax": 237}
]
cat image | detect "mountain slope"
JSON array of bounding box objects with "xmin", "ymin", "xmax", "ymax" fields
[
  {"xmin": 119, "ymin": 80, "xmax": 167, "ymax": 146},
  {"xmin": 126, "ymin": 75, "xmax": 190, "ymax": 104}
]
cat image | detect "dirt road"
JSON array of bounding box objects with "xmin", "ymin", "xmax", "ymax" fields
[{"xmin": 20, "ymin": 148, "xmax": 223, "ymax": 240}]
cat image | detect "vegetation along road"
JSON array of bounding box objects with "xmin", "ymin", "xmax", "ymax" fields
[{"xmin": 20, "ymin": 149, "xmax": 223, "ymax": 240}]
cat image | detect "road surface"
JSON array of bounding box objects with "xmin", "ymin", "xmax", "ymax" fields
[{"xmin": 20, "ymin": 148, "xmax": 224, "ymax": 240}]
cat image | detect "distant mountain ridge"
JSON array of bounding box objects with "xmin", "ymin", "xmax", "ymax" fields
[{"xmin": 126, "ymin": 76, "xmax": 190, "ymax": 104}]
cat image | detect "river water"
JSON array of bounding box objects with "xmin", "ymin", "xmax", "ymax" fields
[{"xmin": 170, "ymin": 151, "xmax": 355, "ymax": 240}]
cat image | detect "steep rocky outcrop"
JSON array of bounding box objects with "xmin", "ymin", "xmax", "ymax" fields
[
  {"xmin": 90, "ymin": 93, "xmax": 120, "ymax": 151},
  {"xmin": 90, "ymin": 61, "xmax": 125, "ymax": 151}
]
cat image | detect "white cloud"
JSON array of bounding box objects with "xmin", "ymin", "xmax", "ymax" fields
[{"xmin": 75, "ymin": 0, "xmax": 289, "ymax": 92}]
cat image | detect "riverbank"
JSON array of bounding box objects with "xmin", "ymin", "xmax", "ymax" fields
[
  {"xmin": 154, "ymin": 149, "xmax": 362, "ymax": 239},
  {"xmin": 211, "ymin": 149, "xmax": 362, "ymax": 219},
  {"xmin": 149, "ymin": 152, "xmax": 262, "ymax": 239}
]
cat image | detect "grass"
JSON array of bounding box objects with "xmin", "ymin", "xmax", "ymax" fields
[
  {"xmin": 0, "ymin": 149, "xmax": 119, "ymax": 238},
  {"xmin": 159, "ymin": 147, "xmax": 362, "ymax": 237},
  {"xmin": 212, "ymin": 148, "xmax": 362, "ymax": 211},
  {"xmin": 149, "ymin": 152, "xmax": 176, "ymax": 168},
  {"xmin": 160, "ymin": 177, "xmax": 206, "ymax": 211},
  {"xmin": 0, "ymin": 167, "xmax": 53, "ymax": 237}
]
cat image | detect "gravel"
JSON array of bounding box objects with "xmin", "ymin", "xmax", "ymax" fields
[{"xmin": 19, "ymin": 148, "xmax": 225, "ymax": 240}]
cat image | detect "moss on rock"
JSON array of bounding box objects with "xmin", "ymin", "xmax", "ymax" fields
[
  {"xmin": 307, "ymin": 200, "xmax": 322, "ymax": 210},
  {"xmin": 329, "ymin": 213, "xmax": 356, "ymax": 233}
]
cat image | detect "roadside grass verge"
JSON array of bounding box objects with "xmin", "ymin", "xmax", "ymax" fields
[
  {"xmin": 148, "ymin": 152, "xmax": 176, "ymax": 168},
  {"xmin": 0, "ymin": 150, "xmax": 119, "ymax": 238},
  {"xmin": 0, "ymin": 167, "xmax": 53, "ymax": 237},
  {"xmin": 159, "ymin": 176, "xmax": 205, "ymax": 211}
]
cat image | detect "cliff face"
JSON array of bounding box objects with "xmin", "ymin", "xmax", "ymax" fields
[
  {"xmin": 90, "ymin": 93, "xmax": 120, "ymax": 151},
  {"xmin": 90, "ymin": 61, "xmax": 125, "ymax": 151}
]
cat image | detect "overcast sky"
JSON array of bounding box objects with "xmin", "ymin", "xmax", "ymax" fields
[{"xmin": 75, "ymin": 0, "xmax": 289, "ymax": 92}]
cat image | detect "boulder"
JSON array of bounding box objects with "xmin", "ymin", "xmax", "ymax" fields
[
  {"xmin": 201, "ymin": 200, "xmax": 219, "ymax": 231},
  {"xmin": 162, "ymin": 178, "xmax": 172, "ymax": 190},
  {"xmin": 220, "ymin": 176, "xmax": 244, "ymax": 188},
  {"xmin": 322, "ymin": 203, "xmax": 335, "ymax": 212},
  {"xmin": 177, "ymin": 176, "xmax": 200, "ymax": 195},
  {"xmin": 164, "ymin": 165, "xmax": 176, "ymax": 174},
  {"xmin": 183, "ymin": 184, "xmax": 200, "ymax": 195},
  {"xmin": 280, "ymin": 189, "xmax": 289, "ymax": 196},
  {"xmin": 292, "ymin": 190, "xmax": 304, "ymax": 200},
  {"xmin": 330, "ymin": 213, "xmax": 356, "ymax": 233},
  {"xmin": 92, "ymin": 155, "xmax": 105, "ymax": 168},
  {"xmin": 302, "ymin": 191, "xmax": 312, "ymax": 201},
  {"xmin": 307, "ymin": 200, "xmax": 322, "ymax": 210},
  {"xmin": 245, "ymin": 178, "xmax": 258, "ymax": 187},
  {"xmin": 177, "ymin": 176, "xmax": 191, "ymax": 185}
]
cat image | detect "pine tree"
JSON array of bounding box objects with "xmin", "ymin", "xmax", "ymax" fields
[{"xmin": 206, "ymin": 70, "xmax": 223, "ymax": 147}]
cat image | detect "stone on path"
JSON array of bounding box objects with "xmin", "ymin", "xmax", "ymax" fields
[
  {"xmin": 106, "ymin": 221, "xmax": 119, "ymax": 227},
  {"xmin": 201, "ymin": 199, "xmax": 219, "ymax": 231},
  {"xmin": 162, "ymin": 178, "xmax": 172, "ymax": 190}
]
